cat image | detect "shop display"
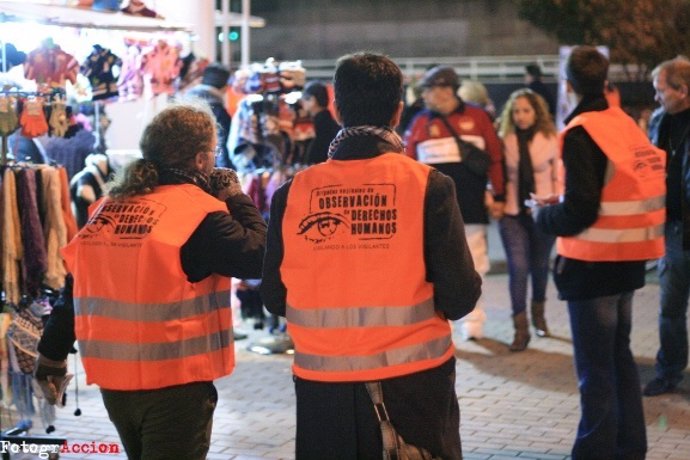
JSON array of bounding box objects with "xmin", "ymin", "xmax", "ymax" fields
[
  {"xmin": 80, "ymin": 45, "xmax": 122, "ymax": 101},
  {"xmin": 24, "ymin": 39, "xmax": 79, "ymax": 92},
  {"xmin": 140, "ymin": 39, "xmax": 182, "ymax": 96},
  {"xmin": 121, "ymin": 0, "xmax": 162, "ymax": 18},
  {"xmin": 0, "ymin": 2, "xmax": 214, "ymax": 442}
]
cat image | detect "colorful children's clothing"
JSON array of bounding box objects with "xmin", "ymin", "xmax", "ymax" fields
[
  {"xmin": 81, "ymin": 45, "xmax": 122, "ymax": 101},
  {"xmin": 20, "ymin": 99, "xmax": 49, "ymax": 138},
  {"xmin": 24, "ymin": 45, "xmax": 78, "ymax": 90}
]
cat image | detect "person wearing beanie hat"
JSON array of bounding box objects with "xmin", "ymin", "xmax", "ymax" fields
[
  {"xmin": 525, "ymin": 63, "xmax": 556, "ymax": 115},
  {"xmin": 405, "ymin": 64, "xmax": 506, "ymax": 342},
  {"xmin": 420, "ymin": 65, "xmax": 460, "ymax": 90},
  {"xmin": 301, "ymin": 80, "xmax": 339, "ymax": 164},
  {"xmin": 186, "ymin": 63, "xmax": 234, "ymax": 168}
]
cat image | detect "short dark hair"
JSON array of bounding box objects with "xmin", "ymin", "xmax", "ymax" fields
[
  {"xmin": 302, "ymin": 81, "xmax": 329, "ymax": 108},
  {"xmin": 201, "ymin": 63, "xmax": 231, "ymax": 89},
  {"xmin": 333, "ymin": 52, "xmax": 402, "ymax": 127},
  {"xmin": 525, "ymin": 63, "xmax": 542, "ymax": 79},
  {"xmin": 566, "ymin": 46, "xmax": 609, "ymax": 96}
]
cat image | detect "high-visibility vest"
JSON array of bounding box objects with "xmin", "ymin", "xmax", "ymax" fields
[
  {"xmin": 281, "ymin": 153, "xmax": 454, "ymax": 382},
  {"xmin": 557, "ymin": 107, "xmax": 666, "ymax": 262},
  {"xmin": 62, "ymin": 184, "xmax": 234, "ymax": 391}
]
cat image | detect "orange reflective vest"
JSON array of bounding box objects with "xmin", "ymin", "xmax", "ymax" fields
[
  {"xmin": 62, "ymin": 184, "xmax": 234, "ymax": 391},
  {"xmin": 281, "ymin": 153, "xmax": 454, "ymax": 382},
  {"xmin": 557, "ymin": 107, "xmax": 666, "ymax": 262}
]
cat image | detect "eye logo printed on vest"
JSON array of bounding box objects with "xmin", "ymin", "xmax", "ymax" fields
[
  {"xmin": 298, "ymin": 211, "xmax": 348, "ymax": 243},
  {"xmin": 632, "ymin": 146, "xmax": 665, "ymax": 179},
  {"xmin": 80, "ymin": 199, "xmax": 166, "ymax": 242},
  {"xmin": 297, "ymin": 184, "xmax": 398, "ymax": 246}
]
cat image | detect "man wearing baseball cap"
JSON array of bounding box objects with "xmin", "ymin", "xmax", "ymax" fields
[{"xmin": 405, "ymin": 65, "xmax": 505, "ymax": 341}]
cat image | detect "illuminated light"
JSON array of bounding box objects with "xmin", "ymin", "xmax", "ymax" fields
[{"xmin": 229, "ymin": 30, "xmax": 239, "ymax": 41}]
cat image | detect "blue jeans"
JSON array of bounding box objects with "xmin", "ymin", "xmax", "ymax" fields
[
  {"xmin": 567, "ymin": 292, "xmax": 646, "ymax": 460},
  {"xmin": 499, "ymin": 214, "xmax": 555, "ymax": 315},
  {"xmin": 656, "ymin": 221, "xmax": 690, "ymax": 383}
]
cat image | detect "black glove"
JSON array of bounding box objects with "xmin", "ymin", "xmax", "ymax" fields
[{"xmin": 34, "ymin": 353, "xmax": 68, "ymax": 405}]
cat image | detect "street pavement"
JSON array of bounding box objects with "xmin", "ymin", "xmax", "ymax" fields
[{"xmin": 7, "ymin": 269, "xmax": 687, "ymax": 460}]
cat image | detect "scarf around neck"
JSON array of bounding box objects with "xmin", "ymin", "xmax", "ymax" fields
[
  {"xmin": 327, "ymin": 125, "xmax": 405, "ymax": 158},
  {"xmin": 159, "ymin": 167, "xmax": 212, "ymax": 194},
  {"xmin": 516, "ymin": 126, "xmax": 536, "ymax": 213}
]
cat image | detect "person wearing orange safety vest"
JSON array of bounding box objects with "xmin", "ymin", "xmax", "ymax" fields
[
  {"xmin": 261, "ymin": 53, "xmax": 481, "ymax": 459},
  {"xmin": 35, "ymin": 103, "xmax": 266, "ymax": 460},
  {"xmin": 535, "ymin": 47, "xmax": 665, "ymax": 460}
]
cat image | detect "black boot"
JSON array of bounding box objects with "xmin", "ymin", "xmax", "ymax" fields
[
  {"xmin": 531, "ymin": 301, "xmax": 549, "ymax": 337},
  {"xmin": 509, "ymin": 311, "xmax": 530, "ymax": 352}
]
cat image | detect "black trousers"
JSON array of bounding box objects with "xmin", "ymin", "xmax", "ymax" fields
[
  {"xmin": 294, "ymin": 358, "xmax": 462, "ymax": 459},
  {"xmin": 101, "ymin": 381, "xmax": 218, "ymax": 460}
]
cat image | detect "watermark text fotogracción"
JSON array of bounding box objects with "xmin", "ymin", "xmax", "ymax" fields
[{"xmin": 0, "ymin": 440, "xmax": 121, "ymax": 458}]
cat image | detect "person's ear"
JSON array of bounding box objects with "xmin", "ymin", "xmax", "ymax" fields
[
  {"xmin": 680, "ymin": 83, "xmax": 689, "ymax": 99},
  {"xmin": 390, "ymin": 101, "xmax": 404, "ymax": 128},
  {"xmin": 194, "ymin": 151, "xmax": 210, "ymax": 171}
]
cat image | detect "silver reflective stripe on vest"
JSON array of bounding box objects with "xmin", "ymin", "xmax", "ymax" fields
[
  {"xmin": 286, "ymin": 298, "xmax": 435, "ymax": 328},
  {"xmin": 576, "ymin": 224, "xmax": 664, "ymax": 243},
  {"xmin": 294, "ymin": 335, "xmax": 452, "ymax": 372},
  {"xmin": 599, "ymin": 195, "xmax": 665, "ymax": 216},
  {"xmin": 78, "ymin": 328, "xmax": 232, "ymax": 360},
  {"xmin": 74, "ymin": 290, "xmax": 231, "ymax": 322}
]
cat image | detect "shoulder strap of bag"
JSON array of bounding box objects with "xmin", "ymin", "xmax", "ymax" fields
[
  {"xmin": 365, "ymin": 381, "xmax": 402, "ymax": 460},
  {"xmin": 436, "ymin": 114, "xmax": 468, "ymax": 162}
]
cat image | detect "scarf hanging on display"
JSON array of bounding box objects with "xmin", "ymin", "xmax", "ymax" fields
[
  {"xmin": 327, "ymin": 125, "xmax": 404, "ymax": 158},
  {"xmin": 516, "ymin": 126, "xmax": 536, "ymax": 213}
]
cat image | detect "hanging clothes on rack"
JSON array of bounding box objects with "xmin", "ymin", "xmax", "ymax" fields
[
  {"xmin": 24, "ymin": 41, "xmax": 78, "ymax": 91},
  {"xmin": 48, "ymin": 97, "xmax": 69, "ymax": 138},
  {"xmin": 140, "ymin": 40, "xmax": 182, "ymax": 97},
  {"xmin": 0, "ymin": 95, "xmax": 19, "ymax": 137},
  {"xmin": 117, "ymin": 43, "xmax": 144, "ymax": 101},
  {"xmin": 80, "ymin": 45, "xmax": 122, "ymax": 101},
  {"xmin": 19, "ymin": 98, "xmax": 49, "ymax": 138},
  {"xmin": 3, "ymin": 167, "xmax": 23, "ymax": 306},
  {"xmin": 40, "ymin": 167, "xmax": 68, "ymax": 290},
  {"xmin": 16, "ymin": 168, "xmax": 48, "ymax": 297}
]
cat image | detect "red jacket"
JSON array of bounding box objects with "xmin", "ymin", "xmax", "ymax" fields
[{"xmin": 405, "ymin": 101, "xmax": 505, "ymax": 223}]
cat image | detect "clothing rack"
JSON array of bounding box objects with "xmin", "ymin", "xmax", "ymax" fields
[
  {"xmin": 0, "ymin": 88, "xmax": 67, "ymax": 165},
  {"xmin": 0, "ymin": 158, "xmax": 74, "ymax": 453},
  {"xmin": 1, "ymin": 40, "xmax": 7, "ymax": 74}
]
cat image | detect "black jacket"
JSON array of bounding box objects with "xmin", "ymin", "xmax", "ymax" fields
[
  {"xmin": 305, "ymin": 109, "xmax": 340, "ymax": 165},
  {"xmin": 260, "ymin": 132, "xmax": 476, "ymax": 460},
  {"xmin": 38, "ymin": 183, "xmax": 267, "ymax": 361},
  {"xmin": 187, "ymin": 84, "xmax": 234, "ymax": 169},
  {"xmin": 536, "ymin": 95, "xmax": 646, "ymax": 301},
  {"xmin": 648, "ymin": 106, "xmax": 690, "ymax": 249}
]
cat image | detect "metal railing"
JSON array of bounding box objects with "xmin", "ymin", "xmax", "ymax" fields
[{"xmin": 300, "ymin": 55, "xmax": 640, "ymax": 83}]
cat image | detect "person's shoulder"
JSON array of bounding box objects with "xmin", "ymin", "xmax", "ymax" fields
[
  {"xmin": 460, "ymin": 103, "xmax": 492, "ymax": 122},
  {"xmin": 408, "ymin": 108, "xmax": 433, "ymax": 125}
]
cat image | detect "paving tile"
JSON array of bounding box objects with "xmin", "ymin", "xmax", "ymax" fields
[{"xmin": 5, "ymin": 270, "xmax": 688, "ymax": 459}]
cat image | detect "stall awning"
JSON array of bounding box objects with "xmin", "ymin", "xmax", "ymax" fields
[{"xmin": 0, "ymin": 1, "xmax": 193, "ymax": 32}]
